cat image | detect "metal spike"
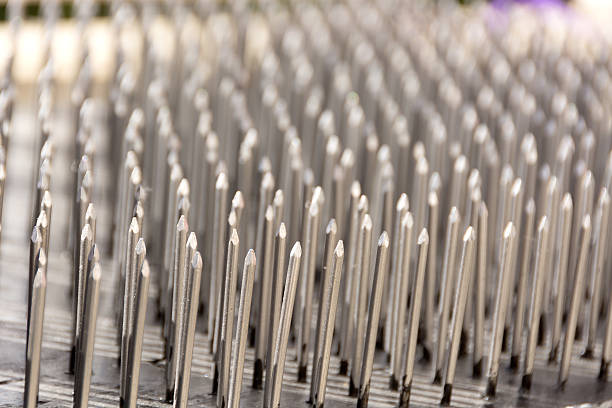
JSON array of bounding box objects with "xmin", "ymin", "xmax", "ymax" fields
[
  {"xmin": 297, "ymin": 195, "xmax": 322, "ymax": 382},
  {"xmin": 310, "ymin": 219, "xmax": 338, "ymax": 402},
  {"xmin": 174, "ymin": 251, "xmax": 203, "ymax": 408},
  {"xmin": 24, "ymin": 249, "xmax": 46, "ymax": 408},
  {"xmin": 270, "ymin": 242, "xmax": 302, "ymax": 408},
  {"xmin": 390, "ymin": 212, "xmax": 414, "ymax": 388},
  {"xmin": 441, "ymin": 227, "xmax": 476, "ymax": 406},
  {"xmin": 521, "ymin": 217, "xmax": 550, "ymax": 391},
  {"xmin": 264, "ymin": 224, "xmax": 287, "ymax": 407},
  {"xmin": 313, "ymin": 241, "xmax": 344, "ymax": 408},
  {"xmin": 559, "ymin": 215, "xmax": 592, "ymax": 386},
  {"xmin": 357, "ymin": 232, "xmax": 390, "ymax": 407},
  {"xmin": 217, "ymin": 229, "xmax": 240, "ymax": 407},
  {"xmin": 74, "ymin": 259, "xmax": 101, "ymax": 408},
  {"xmin": 350, "ymin": 213, "xmax": 373, "ymax": 395},
  {"xmin": 399, "ymin": 229, "xmax": 429, "ymax": 407},
  {"xmin": 228, "ymin": 250, "xmax": 256, "ymax": 408},
  {"xmin": 123, "ymin": 259, "xmax": 151, "ymax": 408},
  {"xmin": 434, "ymin": 207, "xmax": 461, "ymax": 384},
  {"xmin": 486, "ymin": 222, "xmax": 517, "ymax": 397},
  {"xmin": 254, "ymin": 206, "xmax": 275, "ymax": 389}
]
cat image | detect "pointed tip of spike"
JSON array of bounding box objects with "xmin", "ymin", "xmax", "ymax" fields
[
  {"xmin": 463, "ymin": 226, "xmax": 475, "ymax": 241},
  {"xmin": 262, "ymin": 171, "xmax": 275, "ymax": 189},
  {"xmin": 192, "ymin": 251, "xmax": 203, "ymax": 269},
  {"xmin": 402, "ymin": 211, "xmax": 414, "ymax": 228},
  {"xmin": 418, "ymin": 228, "xmax": 429, "ymax": 245},
  {"xmin": 561, "ymin": 193, "xmax": 573, "ymax": 209},
  {"xmin": 582, "ymin": 214, "xmax": 592, "ymax": 229},
  {"xmin": 31, "ymin": 225, "xmax": 42, "ymax": 243},
  {"xmin": 309, "ymin": 198, "xmax": 321, "ymax": 217},
  {"xmin": 326, "ymin": 218, "xmax": 337, "ymax": 234},
  {"xmin": 600, "ymin": 188, "xmax": 610, "ymax": 205},
  {"xmin": 178, "ymin": 177, "xmax": 190, "ymax": 196},
  {"xmin": 85, "ymin": 202, "xmax": 95, "ymax": 217},
  {"xmin": 216, "ymin": 171, "xmax": 229, "ymax": 189},
  {"xmin": 397, "ymin": 193, "xmax": 409, "ymax": 210},
  {"xmin": 358, "ymin": 195, "xmax": 369, "ymax": 211},
  {"xmin": 141, "ymin": 259, "xmax": 150, "ymax": 278},
  {"xmin": 37, "ymin": 248, "xmax": 47, "ymax": 268},
  {"xmin": 351, "ymin": 181, "xmax": 361, "ymax": 197},
  {"xmin": 230, "ymin": 228, "xmax": 239, "ymax": 245},
  {"xmin": 136, "ymin": 238, "xmax": 147, "ymax": 255},
  {"xmin": 245, "ymin": 249, "xmax": 256, "ymax": 265},
  {"xmin": 362, "ymin": 213, "xmax": 373, "ymax": 230},
  {"xmin": 449, "ymin": 206, "xmax": 460, "ymax": 222},
  {"xmin": 187, "ymin": 232, "xmax": 197, "ymax": 249},
  {"xmin": 278, "ymin": 222, "xmax": 287, "ymax": 238},
  {"xmin": 265, "ymin": 205, "xmax": 274, "ymax": 220},
  {"xmin": 41, "ymin": 189, "xmax": 52, "ymax": 206},
  {"xmin": 428, "ymin": 191, "xmax": 438, "ymax": 207},
  {"xmin": 273, "ymin": 189, "xmax": 284, "ymax": 205},
  {"xmin": 130, "ymin": 166, "xmax": 142, "ymax": 185},
  {"xmin": 233, "ymin": 190, "xmax": 245, "ymax": 209},
  {"xmin": 130, "ymin": 216, "xmax": 140, "ymax": 233},
  {"xmin": 81, "ymin": 222, "xmax": 93, "ymax": 240},
  {"xmin": 177, "ymin": 215, "xmax": 188, "ymax": 231},
  {"xmin": 334, "ymin": 240, "xmax": 344, "ymax": 258},
  {"xmin": 91, "ymin": 261, "xmax": 102, "ymax": 281},
  {"xmin": 36, "ymin": 210, "xmax": 49, "ymax": 229},
  {"xmin": 291, "ymin": 241, "xmax": 302, "ymax": 258},
  {"xmin": 170, "ymin": 163, "xmax": 183, "ymax": 181},
  {"xmin": 378, "ymin": 231, "xmax": 390, "ymax": 247}
]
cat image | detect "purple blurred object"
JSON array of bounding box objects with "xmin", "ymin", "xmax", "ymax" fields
[{"xmin": 491, "ymin": 0, "xmax": 566, "ymax": 9}]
